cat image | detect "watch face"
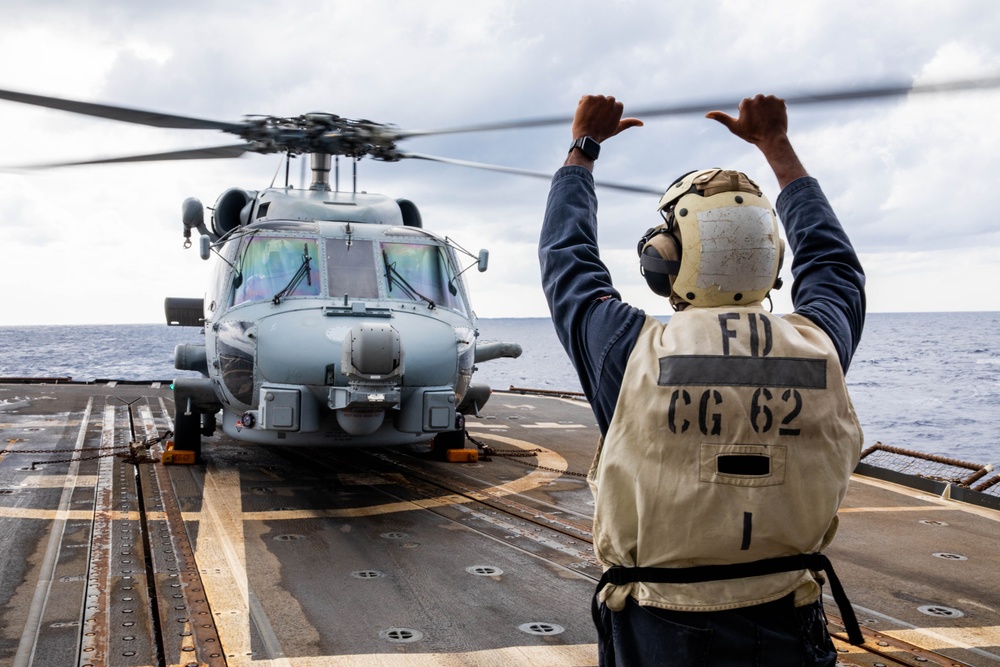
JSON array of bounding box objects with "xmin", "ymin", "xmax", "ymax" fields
[{"xmin": 572, "ymin": 136, "xmax": 600, "ymax": 160}]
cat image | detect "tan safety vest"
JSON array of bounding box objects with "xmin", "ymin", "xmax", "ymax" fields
[{"xmin": 593, "ymin": 307, "xmax": 863, "ymax": 613}]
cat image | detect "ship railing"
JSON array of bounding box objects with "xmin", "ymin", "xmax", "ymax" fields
[{"xmin": 857, "ymin": 442, "xmax": 999, "ymax": 511}]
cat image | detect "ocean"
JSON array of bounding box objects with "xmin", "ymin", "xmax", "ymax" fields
[{"xmin": 1, "ymin": 312, "xmax": 996, "ymax": 464}]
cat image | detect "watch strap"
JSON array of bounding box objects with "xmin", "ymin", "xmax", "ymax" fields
[{"xmin": 569, "ymin": 136, "xmax": 600, "ymax": 161}]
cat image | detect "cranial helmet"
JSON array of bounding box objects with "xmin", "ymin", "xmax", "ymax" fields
[{"xmin": 637, "ymin": 168, "xmax": 784, "ymax": 309}]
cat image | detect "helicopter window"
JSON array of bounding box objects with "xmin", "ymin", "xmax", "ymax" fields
[
  {"xmin": 327, "ymin": 239, "xmax": 379, "ymax": 299},
  {"xmin": 207, "ymin": 240, "xmax": 239, "ymax": 313},
  {"xmin": 232, "ymin": 236, "xmax": 321, "ymax": 306},
  {"xmin": 380, "ymin": 242, "xmax": 466, "ymax": 313}
]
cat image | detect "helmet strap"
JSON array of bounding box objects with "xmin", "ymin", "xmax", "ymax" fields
[{"xmin": 638, "ymin": 251, "xmax": 681, "ymax": 277}]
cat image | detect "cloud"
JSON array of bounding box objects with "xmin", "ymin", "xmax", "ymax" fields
[{"xmin": 0, "ymin": 0, "xmax": 998, "ymax": 324}]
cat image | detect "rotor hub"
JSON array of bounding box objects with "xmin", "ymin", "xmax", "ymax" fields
[{"xmin": 237, "ymin": 114, "xmax": 402, "ymax": 159}]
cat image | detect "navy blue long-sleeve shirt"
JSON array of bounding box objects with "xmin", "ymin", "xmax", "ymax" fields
[{"xmin": 539, "ymin": 166, "xmax": 865, "ymax": 436}]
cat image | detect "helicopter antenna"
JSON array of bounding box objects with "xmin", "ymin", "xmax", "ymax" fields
[
  {"xmin": 209, "ymin": 245, "xmax": 239, "ymax": 274},
  {"xmin": 270, "ymin": 152, "xmax": 288, "ymax": 189},
  {"xmin": 445, "ymin": 236, "xmax": 478, "ymax": 260},
  {"xmin": 204, "ymin": 224, "xmax": 251, "ymax": 282}
]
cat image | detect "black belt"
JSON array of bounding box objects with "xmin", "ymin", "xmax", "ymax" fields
[{"xmin": 592, "ymin": 552, "xmax": 864, "ymax": 645}]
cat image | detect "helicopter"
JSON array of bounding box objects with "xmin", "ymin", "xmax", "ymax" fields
[
  {"xmin": 2, "ymin": 75, "xmax": 998, "ymax": 459},
  {"xmin": 0, "ymin": 92, "xmax": 548, "ymax": 458},
  {"xmin": 165, "ymin": 148, "xmax": 513, "ymax": 458}
]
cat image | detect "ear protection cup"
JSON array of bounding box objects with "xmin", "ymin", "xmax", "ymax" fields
[{"xmin": 637, "ymin": 226, "xmax": 682, "ymax": 298}]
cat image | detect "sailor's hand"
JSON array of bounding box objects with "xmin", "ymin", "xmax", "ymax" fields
[
  {"xmin": 565, "ymin": 95, "xmax": 642, "ymax": 169},
  {"xmin": 707, "ymin": 94, "xmax": 807, "ymax": 189},
  {"xmin": 706, "ymin": 94, "xmax": 788, "ymax": 148},
  {"xmin": 571, "ymin": 95, "xmax": 643, "ymax": 144}
]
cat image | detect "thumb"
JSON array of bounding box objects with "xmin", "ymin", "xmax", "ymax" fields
[
  {"xmin": 615, "ymin": 117, "xmax": 644, "ymax": 135},
  {"xmin": 705, "ymin": 110, "xmax": 735, "ymax": 131}
]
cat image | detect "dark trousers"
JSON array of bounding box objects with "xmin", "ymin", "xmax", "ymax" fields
[{"xmin": 595, "ymin": 594, "xmax": 837, "ymax": 667}]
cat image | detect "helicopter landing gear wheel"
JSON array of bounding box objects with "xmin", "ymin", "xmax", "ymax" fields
[
  {"xmin": 200, "ymin": 412, "xmax": 216, "ymax": 437},
  {"xmin": 173, "ymin": 408, "xmax": 203, "ymax": 462},
  {"xmin": 432, "ymin": 413, "xmax": 466, "ymax": 458}
]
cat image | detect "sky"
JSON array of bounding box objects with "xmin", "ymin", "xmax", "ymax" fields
[{"xmin": 1, "ymin": 1, "xmax": 998, "ymax": 325}]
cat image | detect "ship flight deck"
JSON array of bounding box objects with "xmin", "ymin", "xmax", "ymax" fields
[{"xmin": 0, "ymin": 381, "xmax": 997, "ymax": 666}]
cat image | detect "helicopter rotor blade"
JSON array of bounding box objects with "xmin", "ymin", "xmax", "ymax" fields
[
  {"xmin": 629, "ymin": 74, "xmax": 1000, "ymax": 119},
  {"xmin": 398, "ymin": 74, "xmax": 1000, "ymax": 138},
  {"xmin": 4, "ymin": 144, "xmax": 254, "ymax": 170},
  {"xmin": 401, "ymin": 152, "xmax": 662, "ymax": 195},
  {"xmin": 0, "ymin": 87, "xmax": 244, "ymax": 131},
  {"xmin": 5, "ymin": 73, "xmax": 998, "ymax": 175}
]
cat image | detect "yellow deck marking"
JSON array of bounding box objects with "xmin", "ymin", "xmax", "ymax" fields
[
  {"xmin": 885, "ymin": 627, "xmax": 1000, "ymax": 663},
  {"xmin": 0, "ymin": 507, "xmax": 93, "ymax": 521},
  {"xmin": 523, "ymin": 422, "xmax": 586, "ymax": 429},
  {"xmin": 0, "ymin": 507, "xmax": 143, "ymax": 521},
  {"xmin": 958, "ymin": 598, "xmax": 998, "ymax": 613},
  {"xmin": 182, "ymin": 494, "xmax": 479, "ymax": 522},
  {"xmin": 838, "ymin": 505, "xmax": 954, "ymax": 513},
  {"xmin": 193, "ymin": 465, "xmax": 257, "ymax": 666},
  {"xmin": 241, "ymin": 643, "xmax": 598, "ymax": 666},
  {"xmin": 19, "ymin": 475, "xmax": 98, "ymax": 488},
  {"xmin": 185, "ymin": 433, "xmax": 570, "ymax": 523},
  {"xmin": 194, "ymin": 464, "xmax": 293, "ymax": 667},
  {"xmin": 0, "ymin": 420, "xmax": 83, "ymax": 429},
  {"xmin": 829, "ymin": 636, "xmax": 871, "ymax": 655}
]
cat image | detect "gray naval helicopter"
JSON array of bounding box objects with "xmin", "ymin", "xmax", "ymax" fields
[
  {"xmin": 0, "ymin": 91, "xmax": 554, "ymax": 459},
  {"xmin": 167, "ymin": 148, "xmax": 512, "ymax": 459},
  {"xmin": 2, "ymin": 75, "xmax": 997, "ymax": 459}
]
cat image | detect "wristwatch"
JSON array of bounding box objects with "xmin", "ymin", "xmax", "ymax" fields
[{"xmin": 569, "ymin": 136, "xmax": 600, "ymax": 161}]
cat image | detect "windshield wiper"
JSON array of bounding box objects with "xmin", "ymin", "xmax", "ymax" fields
[
  {"xmin": 272, "ymin": 244, "xmax": 312, "ymax": 305},
  {"xmin": 382, "ymin": 250, "xmax": 436, "ymax": 309}
]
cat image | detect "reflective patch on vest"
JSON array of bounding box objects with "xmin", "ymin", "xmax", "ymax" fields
[
  {"xmin": 658, "ymin": 355, "xmax": 826, "ymax": 389},
  {"xmin": 700, "ymin": 444, "xmax": 786, "ymax": 487}
]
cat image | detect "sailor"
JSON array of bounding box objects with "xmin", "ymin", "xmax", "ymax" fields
[{"xmin": 539, "ymin": 94, "xmax": 866, "ymax": 666}]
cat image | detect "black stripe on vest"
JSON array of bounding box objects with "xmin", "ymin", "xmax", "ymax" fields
[{"xmin": 658, "ymin": 355, "xmax": 827, "ymax": 389}]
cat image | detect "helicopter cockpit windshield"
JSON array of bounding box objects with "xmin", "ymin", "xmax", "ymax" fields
[
  {"xmin": 229, "ymin": 232, "xmax": 469, "ymax": 315},
  {"xmin": 233, "ymin": 236, "xmax": 321, "ymax": 306},
  {"xmin": 380, "ymin": 241, "xmax": 467, "ymax": 314}
]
